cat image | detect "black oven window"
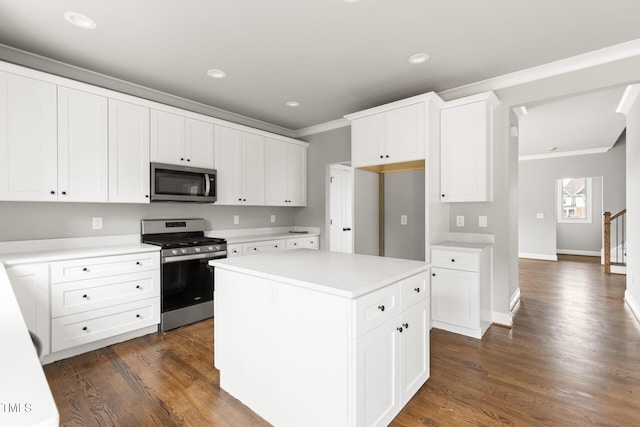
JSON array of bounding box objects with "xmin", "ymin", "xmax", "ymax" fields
[
  {"xmin": 155, "ymin": 170, "xmax": 206, "ymax": 196},
  {"xmin": 162, "ymin": 258, "xmax": 213, "ymax": 312}
]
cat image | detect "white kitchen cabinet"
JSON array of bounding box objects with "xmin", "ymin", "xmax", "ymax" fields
[
  {"xmin": 345, "ymin": 93, "xmax": 443, "ymax": 169},
  {"xmin": 285, "ymin": 236, "xmax": 319, "ymax": 250},
  {"xmin": 440, "ymin": 91, "xmax": 499, "ymax": 203},
  {"xmin": 227, "ymin": 243, "xmax": 243, "ymax": 257},
  {"xmin": 214, "ymin": 125, "xmax": 265, "ymax": 205},
  {"xmin": 50, "ymin": 251, "xmax": 160, "ymax": 353},
  {"xmin": 431, "ymin": 242, "xmax": 492, "ymax": 339},
  {"xmin": 0, "ymin": 71, "xmax": 57, "ymax": 201},
  {"xmin": 150, "ymin": 109, "xmax": 214, "ymax": 169},
  {"xmin": 5, "ymin": 263, "xmax": 51, "ymax": 358},
  {"xmin": 243, "ymin": 239, "xmax": 285, "ymax": 255},
  {"xmin": 108, "ymin": 99, "xmax": 151, "ymax": 203},
  {"xmin": 265, "ymin": 138, "xmax": 307, "ymax": 206},
  {"xmin": 57, "ymin": 86, "xmax": 109, "ymax": 202}
]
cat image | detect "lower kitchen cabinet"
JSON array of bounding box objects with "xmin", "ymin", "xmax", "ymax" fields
[
  {"xmin": 431, "ymin": 242, "xmax": 492, "ymax": 339},
  {"xmin": 227, "ymin": 235, "xmax": 320, "ymax": 258}
]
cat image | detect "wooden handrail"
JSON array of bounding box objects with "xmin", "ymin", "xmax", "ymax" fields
[
  {"xmin": 604, "ymin": 209, "xmax": 626, "ymax": 273},
  {"xmin": 611, "ymin": 208, "xmax": 626, "ymax": 221}
]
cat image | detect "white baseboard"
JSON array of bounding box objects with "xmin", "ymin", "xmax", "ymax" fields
[
  {"xmin": 518, "ymin": 253, "xmax": 557, "ymax": 261},
  {"xmin": 510, "ymin": 288, "xmax": 521, "ymax": 311},
  {"xmin": 492, "ymin": 311, "xmax": 513, "ymax": 327},
  {"xmin": 556, "ymin": 249, "xmax": 600, "ymax": 256},
  {"xmin": 625, "ymin": 291, "xmax": 640, "ymax": 324}
]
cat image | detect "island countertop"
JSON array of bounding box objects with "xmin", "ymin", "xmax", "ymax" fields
[{"xmin": 210, "ymin": 249, "xmax": 428, "ymax": 299}]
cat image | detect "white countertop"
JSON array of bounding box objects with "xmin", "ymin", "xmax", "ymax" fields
[
  {"xmin": 0, "ymin": 243, "xmax": 159, "ymax": 266},
  {"xmin": 206, "ymin": 226, "xmax": 320, "ymax": 245},
  {"xmin": 0, "ymin": 264, "xmax": 58, "ymax": 426},
  {"xmin": 431, "ymin": 241, "xmax": 493, "ymax": 251},
  {"xmin": 211, "ymin": 249, "xmax": 427, "ymax": 298}
]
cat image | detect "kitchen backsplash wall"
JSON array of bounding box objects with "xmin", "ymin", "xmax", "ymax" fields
[{"xmin": 0, "ymin": 202, "xmax": 296, "ymax": 241}]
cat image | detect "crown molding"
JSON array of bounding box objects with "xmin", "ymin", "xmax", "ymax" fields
[
  {"xmin": 616, "ymin": 83, "xmax": 640, "ymax": 115},
  {"xmin": 518, "ymin": 146, "xmax": 611, "ymax": 161},
  {"xmin": 293, "ymin": 118, "xmax": 350, "ymax": 138}
]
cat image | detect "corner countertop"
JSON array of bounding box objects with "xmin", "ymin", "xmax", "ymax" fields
[
  {"xmin": 0, "ymin": 264, "xmax": 58, "ymax": 426},
  {"xmin": 210, "ymin": 249, "xmax": 427, "ymax": 299},
  {"xmin": 205, "ymin": 226, "xmax": 320, "ymax": 245}
]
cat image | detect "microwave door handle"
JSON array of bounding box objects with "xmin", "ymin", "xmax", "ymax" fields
[{"xmin": 204, "ymin": 173, "xmax": 211, "ymax": 196}]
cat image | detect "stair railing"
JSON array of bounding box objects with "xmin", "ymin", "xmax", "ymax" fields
[{"xmin": 604, "ymin": 209, "xmax": 626, "ymax": 273}]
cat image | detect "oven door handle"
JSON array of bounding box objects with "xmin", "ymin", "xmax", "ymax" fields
[{"xmin": 162, "ymin": 252, "xmax": 227, "ymax": 263}]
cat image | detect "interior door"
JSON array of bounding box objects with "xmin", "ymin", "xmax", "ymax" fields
[{"xmin": 329, "ymin": 164, "xmax": 354, "ymax": 253}]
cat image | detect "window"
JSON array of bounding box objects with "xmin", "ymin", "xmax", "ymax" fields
[{"xmin": 557, "ymin": 177, "xmax": 592, "ymax": 223}]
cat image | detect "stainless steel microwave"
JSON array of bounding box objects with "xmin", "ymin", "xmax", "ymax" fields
[{"xmin": 150, "ymin": 162, "xmax": 217, "ymax": 203}]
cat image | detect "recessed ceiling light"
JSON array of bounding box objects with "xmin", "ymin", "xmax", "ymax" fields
[
  {"xmin": 285, "ymin": 101, "xmax": 300, "ymax": 107},
  {"xmin": 344, "ymin": 0, "xmax": 360, "ymax": 3},
  {"xmin": 206, "ymin": 69, "xmax": 227, "ymax": 79},
  {"xmin": 408, "ymin": 53, "xmax": 429, "ymax": 65},
  {"xmin": 64, "ymin": 12, "xmax": 96, "ymax": 30}
]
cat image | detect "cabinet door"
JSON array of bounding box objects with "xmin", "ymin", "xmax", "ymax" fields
[
  {"xmin": 400, "ymin": 299, "xmax": 430, "ymax": 405},
  {"xmin": 355, "ymin": 317, "xmax": 401, "ymax": 427},
  {"xmin": 0, "ymin": 71, "xmax": 57, "ymax": 201},
  {"xmin": 351, "ymin": 113, "xmax": 386, "ymax": 168},
  {"xmin": 214, "ymin": 125, "xmax": 242, "ymax": 204},
  {"xmin": 6, "ymin": 263, "xmax": 50, "ymax": 357},
  {"xmin": 440, "ymin": 100, "xmax": 491, "ymax": 202},
  {"xmin": 286, "ymin": 142, "xmax": 307, "ymax": 206},
  {"xmin": 265, "ymin": 138, "xmax": 287, "ymax": 206},
  {"xmin": 431, "ymin": 267, "xmax": 479, "ymax": 329},
  {"xmin": 241, "ymin": 132, "xmax": 265, "ymax": 205},
  {"xmin": 108, "ymin": 99, "xmax": 150, "ymax": 203},
  {"xmin": 385, "ymin": 103, "xmax": 425, "ymax": 163},
  {"xmin": 58, "ymin": 87, "xmax": 108, "ymax": 202},
  {"xmin": 185, "ymin": 117, "xmax": 214, "ymax": 169},
  {"xmin": 150, "ymin": 109, "xmax": 185, "ymax": 165}
]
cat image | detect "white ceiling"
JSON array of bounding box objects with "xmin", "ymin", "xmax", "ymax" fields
[
  {"xmin": 1, "ymin": 1, "xmax": 640, "ymax": 131},
  {"xmin": 518, "ymin": 86, "xmax": 627, "ymax": 158}
]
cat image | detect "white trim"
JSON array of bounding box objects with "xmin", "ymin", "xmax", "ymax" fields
[
  {"xmin": 510, "ymin": 288, "xmax": 521, "ymax": 311},
  {"xmin": 343, "ymin": 92, "xmax": 443, "ymax": 121},
  {"xmin": 519, "ymin": 146, "xmax": 611, "ymax": 161},
  {"xmin": 294, "ymin": 118, "xmax": 350, "ymax": 138},
  {"xmin": 616, "ymin": 84, "xmax": 640, "ymax": 115},
  {"xmin": 556, "ymin": 249, "xmax": 600, "ymax": 257},
  {"xmin": 624, "ymin": 290, "xmax": 640, "ymax": 324},
  {"xmin": 518, "ymin": 253, "xmax": 558, "ymax": 261},
  {"xmin": 491, "ymin": 311, "xmax": 513, "ymax": 327},
  {"xmin": 438, "ymin": 38, "xmax": 640, "ymax": 100},
  {"xmin": 611, "ymin": 265, "xmax": 627, "ymax": 275},
  {"xmin": 441, "ymin": 91, "xmax": 499, "ymax": 110}
]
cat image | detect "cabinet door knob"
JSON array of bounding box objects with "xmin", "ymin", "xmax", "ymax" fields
[
  {"xmin": 136, "ymin": 314, "xmax": 141, "ymax": 318},
  {"xmin": 82, "ymin": 326, "xmax": 88, "ymax": 331},
  {"xmin": 414, "ymin": 287, "xmax": 420, "ymax": 293},
  {"xmin": 385, "ymin": 155, "xmax": 389, "ymax": 158},
  {"xmin": 396, "ymin": 326, "xmax": 403, "ymax": 333},
  {"xmin": 187, "ymin": 159, "xmax": 191, "ymax": 162},
  {"xmin": 451, "ymin": 259, "xmax": 456, "ymax": 263},
  {"xmin": 82, "ymin": 267, "xmax": 89, "ymax": 272},
  {"xmin": 441, "ymin": 194, "xmax": 445, "ymax": 198},
  {"xmin": 50, "ymin": 190, "xmax": 55, "ymax": 195},
  {"xmin": 432, "ymin": 273, "xmax": 436, "ymax": 277},
  {"xmin": 379, "ymin": 155, "xmax": 384, "ymax": 159},
  {"xmin": 61, "ymin": 191, "xmax": 67, "ymax": 195},
  {"xmin": 378, "ymin": 305, "xmax": 385, "ymax": 312},
  {"xmin": 136, "ymin": 285, "xmax": 141, "ymax": 289},
  {"xmin": 136, "ymin": 261, "xmax": 141, "ymax": 265},
  {"xmin": 145, "ymin": 195, "xmax": 149, "ymax": 198},
  {"xmin": 403, "ymin": 323, "xmax": 409, "ymax": 329},
  {"xmin": 82, "ymin": 294, "xmax": 88, "ymax": 299}
]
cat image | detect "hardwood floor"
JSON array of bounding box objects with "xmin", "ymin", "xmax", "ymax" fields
[{"xmin": 44, "ymin": 255, "xmax": 640, "ymax": 426}]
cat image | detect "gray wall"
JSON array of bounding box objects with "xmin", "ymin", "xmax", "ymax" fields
[
  {"xmin": 518, "ymin": 139, "xmax": 625, "ymax": 258},
  {"xmin": 354, "ymin": 169, "xmax": 379, "ymax": 256},
  {"xmin": 0, "ymin": 202, "xmax": 296, "ymax": 241},
  {"xmin": 384, "ymin": 170, "xmax": 425, "ymax": 261},
  {"xmin": 557, "ymin": 177, "xmax": 603, "ymax": 253}
]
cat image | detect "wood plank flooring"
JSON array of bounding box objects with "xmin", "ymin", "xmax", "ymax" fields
[{"xmin": 44, "ymin": 255, "xmax": 640, "ymax": 426}]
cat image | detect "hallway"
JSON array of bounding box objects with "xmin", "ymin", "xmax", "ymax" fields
[{"xmin": 392, "ymin": 255, "xmax": 640, "ymax": 426}]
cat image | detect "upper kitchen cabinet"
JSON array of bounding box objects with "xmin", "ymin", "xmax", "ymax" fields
[
  {"xmin": 214, "ymin": 125, "xmax": 265, "ymax": 205},
  {"xmin": 265, "ymin": 138, "xmax": 307, "ymax": 206},
  {"xmin": 150, "ymin": 109, "xmax": 214, "ymax": 169},
  {"xmin": 345, "ymin": 93, "xmax": 443, "ymax": 170},
  {"xmin": 57, "ymin": 87, "xmax": 109, "ymax": 202},
  {"xmin": 440, "ymin": 91, "xmax": 499, "ymax": 203},
  {"xmin": 0, "ymin": 71, "xmax": 58, "ymax": 201},
  {"xmin": 108, "ymin": 99, "xmax": 151, "ymax": 203}
]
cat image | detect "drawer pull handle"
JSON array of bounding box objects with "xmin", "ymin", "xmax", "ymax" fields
[
  {"xmin": 396, "ymin": 326, "xmax": 403, "ymax": 333},
  {"xmin": 136, "ymin": 285, "xmax": 141, "ymax": 289},
  {"xmin": 414, "ymin": 287, "xmax": 420, "ymax": 293},
  {"xmin": 82, "ymin": 267, "xmax": 88, "ymax": 272},
  {"xmin": 378, "ymin": 305, "xmax": 385, "ymax": 312},
  {"xmin": 136, "ymin": 314, "xmax": 141, "ymax": 318},
  {"xmin": 82, "ymin": 294, "xmax": 88, "ymax": 299},
  {"xmin": 451, "ymin": 259, "xmax": 456, "ymax": 263},
  {"xmin": 136, "ymin": 261, "xmax": 141, "ymax": 265},
  {"xmin": 82, "ymin": 326, "xmax": 88, "ymax": 331},
  {"xmin": 403, "ymin": 323, "xmax": 409, "ymax": 329},
  {"xmin": 432, "ymin": 273, "xmax": 436, "ymax": 277}
]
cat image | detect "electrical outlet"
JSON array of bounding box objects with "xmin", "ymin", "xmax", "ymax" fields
[
  {"xmin": 92, "ymin": 217, "xmax": 103, "ymax": 230},
  {"xmin": 400, "ymin": 215, "xmax": 408, "ymax": 225},
  {"xmin": 270, "ymin": 214, "xmax": 276, "ymax": 223},
  {"xmin": 479, "ymin": 216, "xmax": 487, "ymax": 228},
  {"xmin": 456, "ymin": 216, "xmax": 464, "ymax": 227},
  {"xmin": 233, "ymin": 215, "xmax": 240, "ymax": 225},
  {"xmin": 537, "ymin": 213, "xmax": 544, "ymax": 219}
]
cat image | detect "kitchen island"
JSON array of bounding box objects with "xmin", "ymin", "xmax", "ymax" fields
[{"xmin": 210, "ymin": 249, "xmax": 430, "ymax": 427}]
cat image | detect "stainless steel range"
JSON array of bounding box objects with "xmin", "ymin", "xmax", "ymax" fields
[{"xmin": 141, "ymin": 218, "xmax": 226, "ymax": 332}]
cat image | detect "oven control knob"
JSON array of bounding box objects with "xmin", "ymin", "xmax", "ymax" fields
[
  {"xmin": 194, "ymin": 247, "xmax": 201, "ymax": 253},
  {"xmin": 208, "ymin": 246, "xmax": 215, "ymax": 251},
  {"xmin": 181, "ymin": 249, "xmax": 188, "ymax": 254},
  {"xmin": 172, "ymin": 249, "xmax": 179, "ymax": 255}
]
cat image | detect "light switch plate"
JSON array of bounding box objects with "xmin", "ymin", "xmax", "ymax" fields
[
  {"xmin": 233, "ymin": 215, "xmax": 240, "ymax": 225},
  {"xmin": 92, "ymin": 217, "xmax": 102, "ymax": 230},
  {"xmin": 479, "ymin": 216, "xmax": 488, "ymax": 228},
  {"xmin": 401, "ymin": 215, "xmax": 408, "ymax": 225},
  {"xmin": 456, "ymin": 216, "xmax": 464, "ymax": 227}
]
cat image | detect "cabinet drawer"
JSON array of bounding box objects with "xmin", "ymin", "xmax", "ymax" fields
[
  {"xmin": 353, "ymin": 284, "xmax": 400, "ymax": 338},
  {"xmin": 431, "ymin": 249, "xmax": 479, "ymax": 272},
  {"xmin": 51, "ymin": 251, "xmax": 160, "ymax": 283},
  {"xmin": 51, "ymin": 297, "xmax": 160, "ymax": 352},
  {"xmin": 243, "ymin": 240, "xmax": 285, "ymax": 255},
  {"xmin": 51, "ymin": 270, "xmax": 160, "ymax": 317},
  {"xmin": 401, "ymin": 272, "xmax": 429, "ymax": 309},
  {"xmin": 227, "ymin": 244, "xmax": 243, "ymax": 257}
]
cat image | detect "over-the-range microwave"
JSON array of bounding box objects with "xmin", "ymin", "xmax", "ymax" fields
[{"xmin": 150, "ymin": 162, "xmax": 217, "ymax": 203}]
